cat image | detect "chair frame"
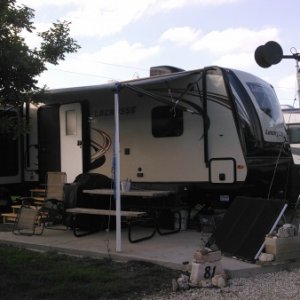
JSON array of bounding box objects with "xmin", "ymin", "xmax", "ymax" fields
[
  {"xmin": 41, "ymin": 172, "xmax": 68, "ymax": 230},
  {"xmin": 12, "ymin": 204, "xmax": 44, "ymax": 236}
]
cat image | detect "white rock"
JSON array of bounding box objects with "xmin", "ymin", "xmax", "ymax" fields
[
  {"xmin": 277, "ymin": 224, "xmax": 297, "ymax": 238},
  {"xmin": 212, "ymin": 274, "xmax": 227, "ymax": 288},
  {"xmin": 177, "ymin": 274, "xmax": 190, "ymax": 290},
  {"xmin": 200, "ymin": 279, "xmax": 213, "ymax": 288},
  {"xmin": 258, "ymin": 252, "xmax": 274, "ymax": 262},
  {"xmin": 172, "ymin": 278, "xmax": 178, "ymax": 292}
]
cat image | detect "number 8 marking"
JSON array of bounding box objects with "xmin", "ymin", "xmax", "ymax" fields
[{"xmin": 204, "ymin": 266, "xmax": 216, "ymax": 279}]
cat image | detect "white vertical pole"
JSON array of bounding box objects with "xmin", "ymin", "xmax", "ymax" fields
[
  {"xmin": 114, "ymin": 86, "xmax": 122, "ymax": 252},
  {"xmin": 296, "ymin": 61, "xmax": 300, "ymax": 108}
]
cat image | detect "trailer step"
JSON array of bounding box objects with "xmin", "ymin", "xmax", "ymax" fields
[
  {"xmin": 33, "ymin": 197, "xmax": 45, "ymax": 204},
  {"xmin": 1, "ymin": 213, "xmax": 17, "ymax": 224}
]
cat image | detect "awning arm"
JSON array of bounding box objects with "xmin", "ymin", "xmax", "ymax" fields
[{"xmin": 124, "ymin": 83, "xmax": 200, "ymax": 115}]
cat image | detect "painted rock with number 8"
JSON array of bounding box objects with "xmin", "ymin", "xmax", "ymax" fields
[{"xmin": 190, "ymin": 261, "xmax": 224, "ymax": 285}]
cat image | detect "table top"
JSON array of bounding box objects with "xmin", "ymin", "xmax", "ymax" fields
[
  {"xmin": 66, "ymin": 207, "xmax": 146, "ymax": 217},
  {"xmin": 82, "ymin": 189, "xmax": 175, "ymax": 198},
  {"xmin": 30, "ymin": 189, "xmax": 46, "ymax": 193}
]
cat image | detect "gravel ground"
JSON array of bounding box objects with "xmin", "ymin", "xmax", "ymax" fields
[{"xmin": 142, "ymin": 267, "xmax": 300, "ymax": 300}]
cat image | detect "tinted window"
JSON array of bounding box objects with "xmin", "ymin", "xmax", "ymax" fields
[
  {"xmin": 246, "ymin": 82, "xmax": 281, "ymax": 121},
  {"xmin": 226, "ymin": 70, "xmax": 262, "ymax": 153},
  {"xmin": 152, "ymin": 106, "xmax": 183, "ymax": 138}
]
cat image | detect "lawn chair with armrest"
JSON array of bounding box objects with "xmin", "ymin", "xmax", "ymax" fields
[
  {"xmin": 39, "ymin": 172, "xmax": 67, "ymax": 229},
  {"xmin": 12, "ymin": 200, "xmax": 44, "ymax": 236}
]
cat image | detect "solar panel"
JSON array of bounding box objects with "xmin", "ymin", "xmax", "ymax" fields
[{"xmin": 214, "ymin": 196, "xmax": 287, "ymax": 262}]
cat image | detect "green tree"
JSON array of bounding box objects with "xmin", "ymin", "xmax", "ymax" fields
[{"xmin": 0, "ymin": 0, "xmax": 80, "ymax": 134}]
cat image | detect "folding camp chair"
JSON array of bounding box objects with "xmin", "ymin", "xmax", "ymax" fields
[
  {"xmin": 40, "ymin": 172, "xmax": 67, "ymax": 229},
  {"xmin": 12, "ymin": 203, "xmax": 44, "ymax": 236}
]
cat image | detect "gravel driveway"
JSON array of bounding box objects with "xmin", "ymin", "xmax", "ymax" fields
[{"xmin": 142, "ymin": 267, "xmax": 300, "ymax": 299}]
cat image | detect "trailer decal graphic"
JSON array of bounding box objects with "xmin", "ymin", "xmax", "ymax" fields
[
  {"xmin": 90, "ymin": 128, "xmax": 112, "ymax": 169},
  {"xmin": 92, "ymin": 106, "xmax": 136, "ymax": 118}
]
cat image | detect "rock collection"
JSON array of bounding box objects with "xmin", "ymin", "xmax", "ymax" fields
[{"xmin": 172, "ymin": 247, "xmax": 227, "ymax": 292}]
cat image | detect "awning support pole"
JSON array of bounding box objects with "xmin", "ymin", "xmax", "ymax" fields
[{"xmin": 114, "ymin": 84, "xmax": 121, "ymax": 252}]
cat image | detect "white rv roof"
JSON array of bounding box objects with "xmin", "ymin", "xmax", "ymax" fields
[{"xmin": 43, "ymin": 66, "xmax": 269, "ymax": 106}]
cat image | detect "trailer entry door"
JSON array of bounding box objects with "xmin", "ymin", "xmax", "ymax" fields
[{"xmin": 60, "ymin": 103, "xmax": 83, "ymax": 182}]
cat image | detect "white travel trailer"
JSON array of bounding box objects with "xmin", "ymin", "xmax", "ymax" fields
[
  {"xmin": 1, "ymin": 66, "xmax": 296, "ymax": 206},
  {"xmin": 282, "ymin": 106, "xmax": 300, "ymax": 164},
  {"xmin": 38, "ymin": 66, "xmax": 294, "ymax": 205}
]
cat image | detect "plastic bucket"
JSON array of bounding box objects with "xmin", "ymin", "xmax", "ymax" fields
[{"xmin": 174, "ymin": 210, "xmax": 188, "ymax": 230}]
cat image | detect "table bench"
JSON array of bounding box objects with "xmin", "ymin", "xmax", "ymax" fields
[
  {"xmin": 67, "ymin": 189, "xmax": 182, "ymax": 242},
  {"xmin": 82, "ymin": 189, "xmax": 182, "ymax": 233},
  {"xmin": 66, "ymin": 207, "xmax": 156, "ymax": 243}
]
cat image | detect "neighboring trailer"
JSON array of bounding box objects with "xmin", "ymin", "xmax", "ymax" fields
[
  {"xmin": 34, "ymin": 66, "xmax": 293, "ymax": 206},
  {"xmin": 281, "ymin": 107, "xmax": 300, "ymax": 204},
  {"xmin": 0, "ymin": 105, "xmax": 39, "ymax": 192},
  {"xmin": 282, "ymin": 107, "xmax": 300, "ymax": 165}
]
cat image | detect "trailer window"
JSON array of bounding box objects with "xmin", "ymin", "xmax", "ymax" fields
[
  {"xmin": 246, "ymin": 82, "xmax": 281, "ymax": 121},
  {"xmin": 65, "ymin": 109, "xmax": 77, "ymax": 135},
  {"xmin": 226, "ymin": 70, "xmax": 261, "ymax": 153},
  {"xmin": 0, "ymin": 111, "xmax": 19, "ymax": 176},
  {"xmin": 151, "ymin": 106, "xmax": 183, "ymax": 138}
]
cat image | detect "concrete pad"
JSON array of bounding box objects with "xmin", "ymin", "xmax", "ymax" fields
[{"xmin": 0, "ymin": 226, "xmax": 295, "ymax": 278}]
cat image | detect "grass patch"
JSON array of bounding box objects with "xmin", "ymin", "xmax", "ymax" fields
[{"xmin": 0, "ymin": 245, "xmax": 180, "ymax": 299}]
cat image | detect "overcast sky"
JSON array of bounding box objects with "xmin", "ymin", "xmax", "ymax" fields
[{"xmin": 18, "ymin": 0, "xmax": 300, "ymax": 107}]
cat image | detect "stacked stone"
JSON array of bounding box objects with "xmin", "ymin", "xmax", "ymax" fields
[
  {"xmin": 262, "ymin": 223, "xmax": 300, "ymax": 262},
  {"xmin": 190, "ymin": 248, "xmax": 227, "ymax": 288}
]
